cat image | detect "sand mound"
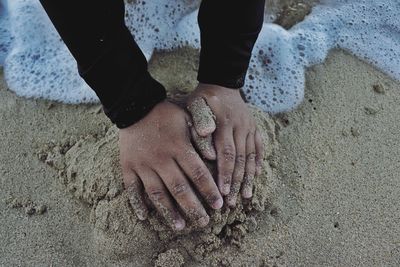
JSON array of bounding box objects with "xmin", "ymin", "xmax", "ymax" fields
[{"xmin": 37, "ymin": 107, "xmax": 281, "ymax": 264}]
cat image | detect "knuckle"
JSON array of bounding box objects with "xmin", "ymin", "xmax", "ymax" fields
[
  {"xmin": 244, "ymin": 173, "xmax": 255, "ymax": 183},
  {"xmin": 233, "ymin": 173, "xmax": 245, "ymax": 185},
  {"xmin": 222, "ymin": 145, "xmax": 235, "ymax": 162},
  {"xmin": 247, "ymin": 152, "xmax": 256, "ymax": 161},
  {"xmin": 222, "ymin": 118, "xmax": 231, "ymax": 126},
  {"xmin": 222, "ymin": 174, "xmax": 231, "ymax": 185},
  {"xmin": 230, "ymin": 183, "xmax": 241, "ymax": 194},
  {"xmin": 171, "ymin": 182, "xmax": 189, "ymax": 197},
  {"xmin": 205, "ymin": 194, "xmax": 220, "ymax": 205},
  {"xmin": 246, "ymin": 168, "xmax": 256, "ymax": 178},
  {"xmin": 209, "ymin": 95, "xmax": 220, "ymax": 103},
  {"xmin": 234, "ymin": 164, "xmax": 246, "ymax": 176},
  {"xmin": 192, "ymin": 166, "xmax": 209, "ymax": 185},
  {"xmin": 120, "ymin": 159, "xmax": 129, "ymax": 168},
  {"xmin": 147, "ymin": 188, "xmax": 165, "ymax": 201},
  {"xmin": 221, "ymin": 111, "xmax": 232, "ymax": 122},
  {"xmin": 235, "ymin": 154, "xmax": 246, "ymax": 167},
  {"xmin": 120, "ymin": 160, "xmax": 133, "ymax": 171}
]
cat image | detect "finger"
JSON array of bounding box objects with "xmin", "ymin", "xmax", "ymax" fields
[
  {"xmin": 242, "ymin": 133, "xmax": 256, "ymax": 199},
  {"xmin": 157, "ymin": 161, "xmax": 210, "ymax": 227},
  {"xmin": 226, "ymin": 129, "xmax": 247, "ymax": 207},
  {"xmin": 190, "ymin": 126, "xmax": 217, "ymax": 161},
  {"xmin": 176, "ymin": 147, "xmax": 223, "ymax": 210},
  {"xmin": 139, "ymin": 169, "xmax": 186, "ymax": 231},
  {"xmin": 255, "ymin": 129, "xmax": 264, "ymax": 176},
  {"xmin": 215, "ymin": 125, "xmax": 236, "ymax": 196},
  {"xmin": 124, "ymin": 169, "xmax": 149, "ymax": 220},
  {"xmin": 187, "ymin": 97, "xmax": 216, "ymax": 137}
]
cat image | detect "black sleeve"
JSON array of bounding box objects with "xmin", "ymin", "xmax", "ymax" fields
[
  {"xmin": 197, "ymin": 0, "xmax": 265, "ymax": 89},
  {"xmin": 39, "ymin": 0, "xmax": 166, "ymax": 129},
  {"xmin": 40, "ymin": 1, "xmax": 264, "ymax": 129}
]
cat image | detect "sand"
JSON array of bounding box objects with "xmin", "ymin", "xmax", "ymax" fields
[
  {"xmin": 1, "ymin": 1, "xmax": 400, "ymax": 262},
  {"xmin": 1, "ymin": 48, "xmax": 400, "ymax": 266},
  {"xmin": 32, "ymin": 91, "xmax": 278, "ymax": 262}
]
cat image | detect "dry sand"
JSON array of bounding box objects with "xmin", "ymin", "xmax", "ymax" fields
[{"xmin": 1, "ymin": 49, "xmax": 399, "ymax": 266}]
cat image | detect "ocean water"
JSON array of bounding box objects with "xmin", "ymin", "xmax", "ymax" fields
[{"xmin": 0, "ymin": 0, "xmax": 399, "ymax": 112}]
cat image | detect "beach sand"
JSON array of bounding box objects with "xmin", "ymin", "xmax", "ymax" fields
[{"xmin": 1, "ymin": 48, "xmax": 399, "ymax": 266}]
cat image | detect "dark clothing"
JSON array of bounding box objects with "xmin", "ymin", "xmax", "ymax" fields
[{"xmin": 39, "ymin": 0, "xmax": 265, "ymax": 128}]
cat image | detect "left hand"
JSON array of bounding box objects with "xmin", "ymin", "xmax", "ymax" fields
[{"xmin": 187, "ymin": 83, "xmax": 264, "ymax": 207}]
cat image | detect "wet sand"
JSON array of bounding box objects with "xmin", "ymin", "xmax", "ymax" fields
[{"xmin": 1, "ymin": 48, "xmax": 400, "ymax": 266}]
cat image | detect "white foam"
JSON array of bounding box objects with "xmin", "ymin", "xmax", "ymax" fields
[
  {"xmin": 0, "ymin": 0, "xmax": 11, "ymax": 64},
  {"xmin": 124, "ymin": 0, "xmax": 200, "ymax": 58},
  {"xmin": 245, "ymin": 0, "xmax": 400, "ymax": 112},
  {"xmin": 0, "ymin": 0, "xmax": 399, "ymax": 112},
  {"xmin": 2, "ymin": 0, "xmax": 96, "ymax": 103}
]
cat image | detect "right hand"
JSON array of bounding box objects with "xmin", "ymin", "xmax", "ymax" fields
[
  {"xmin": 187, "ymin": 84, "xmax": 264, "ymax": 207},
  {"xmin": 119, "ymin": 100, "xmax": 223, "ymax": 231}
]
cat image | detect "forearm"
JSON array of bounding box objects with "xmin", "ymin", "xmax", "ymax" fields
[
  {"xmin": 39, "ymin": 0, "xmax": 166, "ymax": 128},
  {"xmin": 197, "ymin": 0, "xmax": 265, "ymax": 89}
]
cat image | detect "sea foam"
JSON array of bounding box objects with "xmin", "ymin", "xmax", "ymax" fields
[{"xmin": 0, "ymin": 0, "xmax": 399, "ymax": 113}]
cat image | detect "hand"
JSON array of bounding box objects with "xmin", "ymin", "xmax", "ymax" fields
[
  {"xmin": 119, "ymin": 101, "xmax": 223, "ymax": 230},
  {"xmin": 187, "ymin": 83, "xmax": 264, "ymax": 207}
]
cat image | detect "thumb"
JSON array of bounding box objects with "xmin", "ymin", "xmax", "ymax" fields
[
  {"xmin": 190, "ymin": 126, "xmax": 217, "ymax": 161},
  {"xmin": 187, "ymin": 97, "xmax": 216, "ymax": 137}
]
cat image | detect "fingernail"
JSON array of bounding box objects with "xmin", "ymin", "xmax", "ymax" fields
[
  {"xmin": 197, "ymin": 216, "xmax": 210, "ymax": 227},
  {"xmin": 174, "ymin": 219, "xmax": 185, "ymax": 231},
  {"xmin": 212, "ymin": 198, "xmax": 223, "ymax": 209},
  {"xmin": 243, "ymin": 188, "xmax": 253, "ymax": 199},
  {"xmin": 208, "ymin": 149, "xmax": 217, "ymax": 161}
]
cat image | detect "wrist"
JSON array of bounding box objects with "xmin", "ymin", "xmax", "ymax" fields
[
  {"xmin": 119, "ymin": 100, "xmax": 171, "ymax": 132},
  {"xmin": 194, "ymin": 83, "xmax": 243, "ymax": 98},
  {"xmin": 105, "ymin": 73, "xmax": 167, "ymax": 129}
]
